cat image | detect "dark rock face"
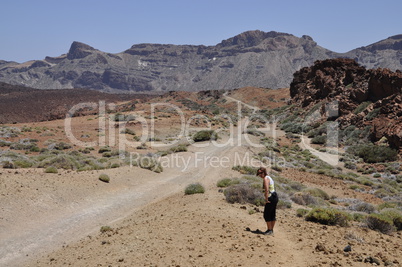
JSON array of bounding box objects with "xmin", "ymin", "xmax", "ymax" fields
[
  {"xmin": 0, "ymin": 31, "xmax": 401, "ymax": 92},
  {"xmin": 67, "ymin": 41, "xmax": 96, "ymax": 60},
  {"xmin": 289, "ymin": 58, "xmax": 402, "ymax": 150},
  {"xmin": 290, "ymin": 59, "xmax": 369, "ymax": 110}
]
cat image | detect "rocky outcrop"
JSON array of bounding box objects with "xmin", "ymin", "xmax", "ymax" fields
[
  {"xmin": 289, "ymin": 58, "xmax": 402, "ymax": 150},
  {"xmin": 0, "ymin": 30, "xmax": 400, "ymax": 92},
  {"xmin": 67, "ymin": 41, "xmax": 96, "ymax": 60}
]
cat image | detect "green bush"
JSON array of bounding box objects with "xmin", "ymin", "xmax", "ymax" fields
[
  {"xmin": 0, "ymin": 140, "xmax": 12, "ymax": 147},
  {"xmin": 137, "ymin": 156, "xmax": 163, "ymax": 173},
  {"xmin": 217, "ymin": 178, "xmax": 241, "ymax": 188},
  {"xmin": 120, "ymin": 128, "xmax": 136, "ymax": 136},
  {"xmin": 30, "ymin": 146, "xmax": 40, "ymax": 152},
  {"xmin": 365, "ymin": 213, "xmax": 396, "ymax": 234},
  {"xmin": 353, "ymin": 101, "xmax": 372, "ymax": 114},
  {"xmin": 110, "ymin": 163, "xmax": 120, "ymax": 168},
  {"xmin": 113, "ymin": 112, "xmax": 126, "ymax": 122},
  {"xmin": 347, "ymin": 144, "xmax": 398, "ymax": 163},
  {"xmin": 53, "ymin": 142, "xmax": 72, "ymax": 150},
  {"xmin": 339, "ymin": 125, "xmax": 368, "ymax": 146},
  {"xmin": 185, "ymin": 183, "xmax": 205, "ymax": 195},
  {"xmin": 98, "ymin": 146, "xmax": 112, "ymax": 153},
  {"xmin": 100, "ymin": 225, "xmax": 113, "ymax": 233},
  {"xmin": 99, "ymin": 174, "xmax": 110, "ymax": 183},
  {"xmin": 2, "ymin": 161, "xmax": 15, "ymax": 169},
  {"xmin": 232, "ymin": 165, "xmax": 258, "ymax": 175},
  {"xmin": 45, "ymin": 166, "xmax": 58, "ymax": 173},
  {"xmin": 280, "ymin": 122, "xmax": 308, "ymax": 134},
  {"xmin": 245, "ymin": 129, "xmax": 264, "ymax": 137},
  {"xmin": 311, "ymin": 135, "xmax": 327, "ymax": 145},
  {"xmin": 352, "ymin": 213, "xmax": 366, "ymax": 222},
  {"xmin": 169, "ymin": 144, "xmax": 188, "ymax": 153},
  {"xmin": 305, "ymin": 208, "xmax": 351, "ymax": 227},
  {"xmin": 296, "ymin": 208, "xmax": 309, "ymax": 217},
  {"xmin": 380, "ymin": 209, "xmax": 402, "ymax": 231},
  {"xmin": 192, "ymin": 130, "xmax": 218, "ymax": 142},
  {"xmin": 14, "ymin": 159, "xmax": 33, "ymax": 168},
  {"xmin": 365, "ymin": 108, "xmax": 381, "ymax": 121},
  {"xmin": 102, "ymin": 152, "xmax": 112, "ymax": 158},
  {"xmin": 393, "ymin": 216, "xmax": 402, "ymax": 231},
  {"xmin": 377, "ymin": 202, "xmax": 398, "ymax": 211},
  {"xmin": 359, "ymin": 178, "xmax": 374, "ymax": 186}
]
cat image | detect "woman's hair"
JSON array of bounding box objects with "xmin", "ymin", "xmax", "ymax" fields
[{"xmin": 256, "ymin": 167, "xmax": 267, "ymax": 177}]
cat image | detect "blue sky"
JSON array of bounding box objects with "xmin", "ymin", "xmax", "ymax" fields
[{"xmin": 1, "ymin": 0, "xmax": 401, "ymax": 63}]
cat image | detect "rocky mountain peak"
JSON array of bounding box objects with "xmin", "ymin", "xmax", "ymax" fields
[
  {"xmin": 359, "ymin": 35, "xmax": 402, "ymax": 52},
  {"xmin": 67, "ymin": 41, "xmax": 96, "ymax": 60},
  {"xmin": 218, "ymin": 30, "xmax": 291, "ymax": 48}
]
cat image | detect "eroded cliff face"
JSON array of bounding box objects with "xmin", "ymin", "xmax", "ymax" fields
[
  {"xmin": 289, "ymin": 58, "xmax": 402, "ymax": 150},
  {"xmin": 0, "ymin": 30, "xmax": 400, "ymax": 92}
]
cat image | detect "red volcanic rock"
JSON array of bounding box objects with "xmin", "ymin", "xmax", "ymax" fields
[
  {"xmin": 368, "ymin": 68, "xmax": 402, "ymax": 100},
  {"xmin": 289, "ymin": 58, "xmax": 402, "ymax": 150}
]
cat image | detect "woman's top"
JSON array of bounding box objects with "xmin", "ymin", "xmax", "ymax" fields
[{"xmin": 266, "ymin": 175, "xmax": 275, "ymax": 193}]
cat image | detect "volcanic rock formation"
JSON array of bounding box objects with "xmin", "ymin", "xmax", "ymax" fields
[{"xmin": 289, "ymin": 58, "xmax": 402, "ymax": 150}]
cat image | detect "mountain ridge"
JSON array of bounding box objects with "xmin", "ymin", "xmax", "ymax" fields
[{"xmin": 0, "ymin": 30, "xmax": 401, "ymax": 92}]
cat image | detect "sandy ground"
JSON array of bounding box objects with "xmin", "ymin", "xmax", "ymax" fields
[{"xmin": 1, "ymin": 93, "xmax": 401, "ymax": 267}]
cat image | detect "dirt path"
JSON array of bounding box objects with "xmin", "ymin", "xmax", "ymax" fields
[
  {"xmin": 299, "ymin": 135, "xmax": 341, "ymax": 166},
  {"xmin": 223, "ymin": 91, "xmax": 260, "ymax": 113}
]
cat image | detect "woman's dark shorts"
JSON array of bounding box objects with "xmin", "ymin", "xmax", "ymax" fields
[{"xmin": 264, "ymin": 192, "xmax": 279, "ymax": 222}]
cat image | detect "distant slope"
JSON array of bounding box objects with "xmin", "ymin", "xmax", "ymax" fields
[
  {"xmin": 0, "ymin": 30, "xmax": 401, "ymax": 92},
  {"xmin": 0, "ymin": 82, "xmax": 149, "ymax": 123}
]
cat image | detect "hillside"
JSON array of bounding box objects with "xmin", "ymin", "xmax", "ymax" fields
[
  {"xmin": 0, "ymin": 30, "xmax": 401, "ymax": 92},
  {"xmin": 0, "ymin": 82, "xmax": 152, "ymax": 124}
]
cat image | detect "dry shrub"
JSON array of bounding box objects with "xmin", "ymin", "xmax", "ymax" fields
[
  {"xmin": 302, "ymin": 188, "xmax": 330, "ymax": 200},
  {"xmin": 224, "ymin": 184, "xmax": 264, "ymax": 206},
  {"xmin": 291, "ymin": 192, "xmax": 323, "ymax": 206},
  {"xmin": 348, "ymin": 202, "xmax": 375, "ymax": 214},
  {"xmin": 37, "ymin": 154, "xmax": 80, "ymax": 170},
  {"xmin": 365, "ymin": 214, "xmax": 396, "ymax": 234}
]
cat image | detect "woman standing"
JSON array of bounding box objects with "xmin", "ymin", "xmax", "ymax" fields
[{"xmin": 257, "ymin": 167, "xmax": 278, "ymax": 235}]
